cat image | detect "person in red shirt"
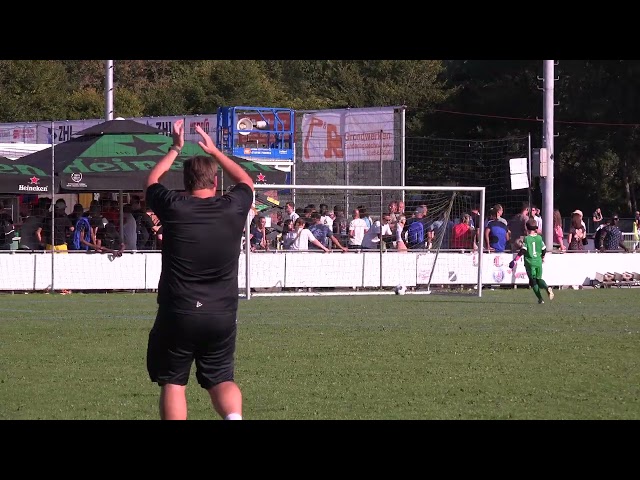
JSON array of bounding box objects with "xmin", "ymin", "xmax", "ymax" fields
[{"xmin": 451, "ymin": 213, "xmax": 475, "ymax": 250}]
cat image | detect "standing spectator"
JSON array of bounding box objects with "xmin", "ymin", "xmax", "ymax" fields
[
  {"xmin": 122, "ymin": 204, "xmax": 138, "ymax": 251},
  {"xmin": 532, "ymin": 206, "xmax": 543, "ymax": 233},
  {"xmin": 494, "ymin": 203, "xmax": 508, "ymax": 225},
  {"xmin": 131, "ymin": 196, "xmax": 155, "ymax": 250},
  {"xmin": 567, "ymin": 211, "xmax": 586, "ymax": 251},
  {"xmin": 592, "ymin": 208, "xmax": 603, "ymax": 232},
  {"xmin": 144, "ymin": 119, "xmax": 254, "ymax": 421},
  {"xmin": 96, "ymin": 217, "xmax": 125, "ymax": 254},
  {"xmin": 599, "ymin": 215, "xmax": 629, "ymax": 252},
  {"xmin": 404, "ymin": 206, "xmax": 427, "ymax": 250},
  {"xmin": 0, "ymin": 200, "xmax": 15, "ymax": 251},
  {"xmin": 552, "ymin": 209, "xmax": 566, "ymax": 251},
  {"xmin": 450, "ymin": 213, "xmax": 475, "ymax": 250},
  {"xmin": 395, "ymin": 214, "xmax": 408, "ymax": 251},
  {"xmin": 358, "ymin": 205, "xmax": 373, "ymax": 229},
  {"xmin": 319, "ymin": 204, "xmax": 334, "ymax": 229},
  {"xmin": 397, "ymin": 200, "xmax": 406, "ymax": 216},
  {"xmin": 333, "ymin": 204, "xmax": 348, "ymax": 246},
  {"xmin": 387, "ymin": 200, "xmax": 399, "ymax": 230},
  {"xmin": 508, "ymin": 202, "xmax": 530, "ymax": 251},
  {"xmin": 19, "ymin": 205, "xmax": 44, "ymax": 250},
  {"xmin": 38, "ymin": 199, "xmax": 74, "ymax": 252},
  {"xmin": 572, "ymin": 209, "xmax": 587, "ymax": 230},
  {"xmin": 67, "ymin": 204, "xmax": 85, "ymax": 250},
  {"xmin": 632, "ymin": 210, "xmax": 639, "ymax": 251},
  {"xmin": 284, "ymin": 201, "xmax": 299, "ymax": 224},
  {"xmin": 485, "ymin": 207, "xmax": 510, "ymax": 252},
  {"xmin": 285, "ymin": 217, "xmax": 330, "ymax": 251},
  {"xmin": 469, "ymin": 204, "xmax": 481, "ymax": 246},
  {"xmin": 348, "ymin": 207, "xmax": 368, "ymax": 249},
  {"xmin": 250, "ymin": 215, "xmax": 269, "ymax": 251},
  {"xmin": 308, "ymin": 212, "xmax": 347, "ymax": 252}
]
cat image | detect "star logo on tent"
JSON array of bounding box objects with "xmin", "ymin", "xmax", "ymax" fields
[
  {"xmin": 256, "ymin": 173, "xmax": 266, "ymax": 182},
  {"xmin": 29, "ymin": 176, "xmax": 40, "ymax": 185},
  {"xmin": 116, "ymin": 136, "xmax": 167, "ymax": 155}
]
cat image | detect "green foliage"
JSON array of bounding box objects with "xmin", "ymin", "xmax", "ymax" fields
[
  {"xmin": 0, "ymin": 60, "xmax": 70, "ymax": 121},
  {"xmin": 1, "ymin": 290, "xmax": 639, "ymax": 420},
  {"xmin": 1, "ymin": 59, "xmax": 639, "ymax": 215}
]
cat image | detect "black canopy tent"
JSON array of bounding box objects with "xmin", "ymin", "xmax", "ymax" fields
[{"xmin": 0, "ymin": 119, "xmax": 289, "ymax": 270}]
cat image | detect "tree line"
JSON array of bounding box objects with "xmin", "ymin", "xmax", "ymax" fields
[{"xmin": 0, "ymin": 60, "xmax": 637, "ymax": 217}]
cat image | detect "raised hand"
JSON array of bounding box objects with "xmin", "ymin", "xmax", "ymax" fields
[
  {"xmin": 196, "ymin": 125, "xmax": 217, "ymax": 155},
  {"xmin": 508, "ymin": 260, "xmax": 515, "ymax": 269},
  {"xmin": 172, "ymin": 119, "xmax": 185, "ymax": 149}
]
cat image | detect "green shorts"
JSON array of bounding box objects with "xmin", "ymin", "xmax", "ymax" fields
[{"xmin": 525, "ymin": 264, "xmax": 543, "ymax": 280}]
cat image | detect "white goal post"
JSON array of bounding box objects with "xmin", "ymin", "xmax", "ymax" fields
[{"xmin": 243, "ymin": 184, "xmax": 486, "ymax": 298}]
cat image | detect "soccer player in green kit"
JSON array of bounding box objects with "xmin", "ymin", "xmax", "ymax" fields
[{"xmin": 509, "ymin": 219, "xmax": 555, "ymax": 304}]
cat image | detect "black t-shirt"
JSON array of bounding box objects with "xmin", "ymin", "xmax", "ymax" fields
[
  {"xmin": 146, "ymin": 182, "xmax": 253, "ymax": 315},
  {"xmin": 132, "ymin": 210, "xmax": 155, "ymax": 248},
  {"xmin": 41, "ymin": 211, "xmax": 73, "ymax": 246},
  {"xmin": 0, "ymin": 212, "xmax": 14, "ymax": 246},
  {"xmin": 20, "ymin": 215, "xmax": 43, "ymax": 249},
  {"xmin": 96, "ymin": 223, "xmax": 122, "ymax": 250}
]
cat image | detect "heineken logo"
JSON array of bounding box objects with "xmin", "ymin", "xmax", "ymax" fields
[{"xmin": 19, "ymin": 176, "xmax": 48, "ymax": 191}]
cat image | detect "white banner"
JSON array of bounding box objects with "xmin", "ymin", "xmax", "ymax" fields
[
  {"xmin": 0, "ymin": 114, "xmax": 219, "ymax": 145},
  {"xmin": 2, "ymin": 251, "xmax": 637, "ymax": 291},
  {"xmin": 301, "ymin": 107, "xmax": 396, "ymax": 163}
]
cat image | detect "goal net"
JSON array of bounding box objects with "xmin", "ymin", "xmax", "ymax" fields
[
  {"xmin": 406, "ymin": 135, "xmax": 530, "ymax": 221},
  {"xmin": 242, "ymin": 184, "xmax": 486, "ymax": 297}
]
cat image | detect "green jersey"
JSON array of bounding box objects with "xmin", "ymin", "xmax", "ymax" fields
[{"xmin": 522, "ymin": 233, "xmax": 546, "ymax": 268}]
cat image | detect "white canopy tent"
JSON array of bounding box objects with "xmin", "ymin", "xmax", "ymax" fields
[{"xmin": 0, "ymin": 142, "xmax": 49, "ymax": 160}]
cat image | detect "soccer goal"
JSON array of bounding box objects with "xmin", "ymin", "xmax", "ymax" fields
[{"xmin": 241, "ymin": 184, "xmax": 486, "ymax": 298}]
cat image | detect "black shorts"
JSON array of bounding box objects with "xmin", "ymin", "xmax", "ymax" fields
[{"xmin": 146, "ymin": 306, "xmax": 238, "ymax": 390}]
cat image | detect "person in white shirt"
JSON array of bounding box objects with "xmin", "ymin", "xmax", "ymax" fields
[
  {"xmin": 284, "ymin": 217, "xmax": 330, "ymax": 252},
  {"xmin": 349, "ymin": 208, "xmax": 368, "ymax": 249},
  {"xmin": 319, "ymin": 203, "xmax": 334, "ymax": 229},
  {"xmin": 361, "ymin": 216, "xmax": 394, "ymax": 249},
  {"xmin": 122, "ymin": 204, "xmax": 138, "ymax": 250},
  {"xmin": 285, "ymin": 201, "xmax": 299, "ymax": 224},
  {"xmin": 532, "ymin": 206, "xmax": 543, "ymax": 233}
]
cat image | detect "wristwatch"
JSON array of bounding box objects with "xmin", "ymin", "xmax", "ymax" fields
[{"xmin": 169, "ymin": 145, "xmax": 182, "ymax": 154}]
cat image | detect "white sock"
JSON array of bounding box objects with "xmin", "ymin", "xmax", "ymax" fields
[{"xmin": 224, "ymin": 413, "xmax": 242, "ymax": 420}]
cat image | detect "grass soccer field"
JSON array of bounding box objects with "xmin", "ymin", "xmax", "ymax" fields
[{"xmin": 1, "ymin": 288, "xmax": 639, "ymax": 420}]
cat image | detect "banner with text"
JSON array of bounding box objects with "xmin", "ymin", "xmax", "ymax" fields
[
  {"xmin": 0, "ymin": 115, "xmax": 218, "ymax": 145},
  {"xmin": 300, "ymin": 107, "xmax": 395, "ymax": 163}
]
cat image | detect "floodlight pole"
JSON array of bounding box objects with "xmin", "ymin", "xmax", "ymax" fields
[
  {"xmin": 105, "ymin": 60, "xmax": 114, "ymax": 121},
  {"xmin": 51, "ymin": 121, "xmax": 56, "ymax": 293},
  {"xmin": 542, "ymin": 60, "xmax": 555, "ymax": 249}
]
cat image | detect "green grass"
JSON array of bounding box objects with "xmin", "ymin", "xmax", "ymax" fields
[{"xmin": 1, "ymin": 288, "xmax": 639, "ymax": 420}]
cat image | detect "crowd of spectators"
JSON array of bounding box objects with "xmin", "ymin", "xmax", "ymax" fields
[
  {"xmin": 2, "ymin": 197, "xmax": 639, "ymax": 255},
  {"xmin": 5, "ymin": 195, "xmax": 163, "ymax": 254},
  {"xmin": 245, "ymin": 200, "xmax": 639, "ymax": 254}
]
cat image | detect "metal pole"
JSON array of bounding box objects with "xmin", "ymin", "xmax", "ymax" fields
[
  {"xmin": 50, "ymin": 121, "xmax": 55, "ymax": 292},
  {"xmin": 527, "ymin": 132, "xmax": 532, "ymax": 216},
  {"xmin": 379, "ymin": 129, "xmax": 384, "ymax": 289},
  {"xmin": 105, "ymin": 60, "xmax": 114, "ymax": 121},
  {"xmin": 477, "ymin": 187, "xmax": 485, "ymax": 297},
  {"xmin": 291, "ymin": 142, "xmax": 296, "ymax": 207},
  {"xmin": 245, "ymin": 198, "xmax": 252, "ymax": 300},
  {"xmin": 400, "ymin": 106, "xmax": 406, "ymax": 205},
  {"xmin": 542, "ymin": 60, "xmax": 555, "ymax": 249},
  {"xmin": 119, "ymin": 190, "xmax": 124, "ymax": 243}
]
